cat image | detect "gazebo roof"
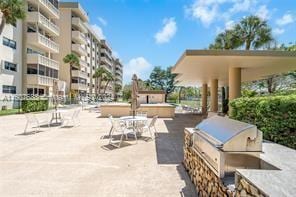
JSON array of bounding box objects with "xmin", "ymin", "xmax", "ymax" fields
[{"xmin": 172, "ymin": 50, "xmax": 296, "ymax": 87}]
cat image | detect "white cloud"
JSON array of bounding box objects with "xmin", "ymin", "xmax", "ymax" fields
[
  {"xmin": 276, "ymin": 14, "xmax": 294, "ymax": 26},
  {"xmin": 185, "ymin": 0, "xmax": 271, "ymax": 27},
  {"xmin": 273, "ymin": 28, "xmax": 285, "ymax": 35},
  {"xmin": 255, "ymin": 5, "xmax": 270, "ymax": 20},
  {"xmin": 185, "ymin": 0, "xmax": 224, "ymax": 27},
  {"xmin": 90, "ymin": 24, "xmax": 106, "ymax": 39},
  {"xmin": 154, "ymin": 17, "xmax": 177, "ymax": 44},
  {"xmin": 123, "ymin": 57, "xmax": 153, "ymax": 83},
  {"xmin": 225, "ymin": 20, "xmax": 235, "ymax": 30},
  {"xmin": 229, "ymin": 0, "xmax": 258, "ymax": 14},
  {"xmin": 98, "ymin": 17, "xmax": 107, "ymax": 26}
]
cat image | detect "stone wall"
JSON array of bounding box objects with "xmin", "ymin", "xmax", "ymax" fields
[
  {"xmin": 183, "ymin": 129, "xmax": 266, "ymax": 197},
  {"xmin": 235, "ymin": 174, "xmax": 267, "ymax": 197}
]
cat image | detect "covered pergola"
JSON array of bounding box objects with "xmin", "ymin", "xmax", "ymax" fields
[{"xmin": 172, "ymin": 50, "xmax": 296, "ymax": 114}]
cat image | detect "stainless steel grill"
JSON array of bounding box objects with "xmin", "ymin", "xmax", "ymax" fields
[{"xmin": 192, "ymin": 116, "xmax": 262, "ymax": 178}]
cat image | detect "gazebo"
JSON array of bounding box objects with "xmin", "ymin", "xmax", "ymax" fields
[{"xmin": 172, "ymin": 50, "xmax": 296, "ymax": 113}]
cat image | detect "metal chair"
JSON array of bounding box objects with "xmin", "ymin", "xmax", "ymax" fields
[
  {"xmin": 141, "ymin": 116, "xmax": 158, "ymax": 139},
  {"xmin": 24, "ymin": 113, "xmax": 50, "ymax": 134},
  {"xmin": 61, "ymin": 109, "xmax": 80, "ymax": 127}
]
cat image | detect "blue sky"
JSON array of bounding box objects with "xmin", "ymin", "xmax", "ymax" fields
[{"xmin": 65, "ymin": 0, "xmax": 296, "ymax": 84}]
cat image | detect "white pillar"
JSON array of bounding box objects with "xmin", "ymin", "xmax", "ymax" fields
[
  {"xmin": 210, "ymin": 79, "xmax": 218, "ymax": 112},
  {"xmin": 202, "ymin": 83, "xmax": 208, "ymax": 114}
]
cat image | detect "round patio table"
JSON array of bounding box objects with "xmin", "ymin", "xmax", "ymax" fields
[
  {"xmin": 108, "ymin": 116, "xmax": 148, "ymax": 138},
  {"xmin": 50, "ymin": 109, "xmax": 68, "ymax": 124}
]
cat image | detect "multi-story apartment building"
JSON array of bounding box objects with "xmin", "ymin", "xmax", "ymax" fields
[
  {"xmin": 85, "ymin": 25, "xmax": 101, "ymax": 95},
  {"xmin": 56, "ymin": 2, "xmax": 89, "ymax": 96},
  {"xmin": 100, "ymin": 40, "xmax": 114, "ymax": 95},
  {"xmin": 113, "ymin": 58, "xmax": 123, "ymax": 88},
  {"xmin": 22, "ymin": 0, "xmax": 60, "ymax": 96},
  {"xmin": 0, "ymin": 1, "xmax": 123, "ymax": 104},
  {"xmin": 0, "ymin": 21, "xmax": 23, "ymax": 107}
]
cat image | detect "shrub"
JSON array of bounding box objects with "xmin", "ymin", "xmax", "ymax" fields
[
  {"xmin": 230, "ymin": 94, "xmax": 296, "ymax": 149},
  {"xmin": 21, "ymin": 99, "xmax": 49, "ymax": 113}
]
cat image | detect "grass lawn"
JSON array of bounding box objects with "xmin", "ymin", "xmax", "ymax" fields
[
  {"xmin": 0, "ymin": 109, "xmax": 22, "ymax": 116},
  {"xmin": 167, "ymin": 100, "xmax": 201, "ymax": 108}
]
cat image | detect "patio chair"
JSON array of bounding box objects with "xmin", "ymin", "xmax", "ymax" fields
[
  {"xmin": 136, "ymin": 111, "xmax": 148, "ymax": 128},
  {"xmin": 109, "ymin": 116, "xmax": 137, "ymax": 148},
  {"xmin": 24, "ymin": 113, "xmax": 50, "ymax": 134},
  {"xmin": 61, "ymin": 109, "xmax": 80, "ymax": 127},
  {"xmin": 141, "ymin": 115, "xmax": 158, "ymax": 139}
]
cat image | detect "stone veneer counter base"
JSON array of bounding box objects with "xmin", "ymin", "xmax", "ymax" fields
[{"xmin": 184, "ymin": 128, "xmax": 296, "ymax": 197}]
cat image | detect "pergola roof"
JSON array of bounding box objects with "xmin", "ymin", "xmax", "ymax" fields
[{"xmin": 172, "ymin": 50, "xmax": 296, "ymax": 87}]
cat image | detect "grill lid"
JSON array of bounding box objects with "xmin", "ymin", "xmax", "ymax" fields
[{"xmin": 195, "ymin": 116, "xmax": 255, "ymax": 145}]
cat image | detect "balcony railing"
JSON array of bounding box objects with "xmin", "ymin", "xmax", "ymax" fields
[
  {"xmin": 72, "ymin": 17, "xmax": 88, "ymax": 33},
  {"xmin": 72, "ymin": 44, "xmax": 87, "ymax": 57},
  {"xmin": 27, "ymin": 32, "xmax": 59, "ymax": 53},
  {"xmin": 72, "ymin": 31, "xmax": 87, "ymax": 44},
  {"xmin": 27, "ymin": 12, "xmax": 59, "ymax": 36},
  {"xmin": 27, "ymin": 75, "xmax": 55, "ymax": 87},
  {"xmin": 39, "ymin": 0, "xmax": 59, "ymax": 18},
  {"xmin": 72, "ymin": 70, "xmax": 88, "ymax": 79},
  {"xmin": 79, "ymin": 59, "xmax": 88, "ymax": 68},
  {"xmin": 101, "ymin": 57, "xmax": 112, "ymax": 66},
  {"xmin": 27, "ymin": 54, "xmax": 59, "ymax": 70}
]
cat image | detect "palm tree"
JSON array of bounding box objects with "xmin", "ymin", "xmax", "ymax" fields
[
  {"xmin": 93, "ymin": 67, "xmax": 108, "ymax": 95},
  {"xmin": 63, "ymin": 54, "xmax": 80, "ymax": 94},
  {"xmin": 209, "ymin": 30, "xmax": 242, "ymax": 50},
  {"xmin": 102, "ymin": 71, "xmax": 114, "ymax": 94},
  {"xmin": 234, "ymin": 15, "xmax": 273, "ymax": 50},
  {"xmin": 0, "ymin": 0, "xmax": 26, "ymax": 35}
]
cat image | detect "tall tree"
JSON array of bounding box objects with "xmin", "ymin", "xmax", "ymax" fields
[
  {"xmin": 234, "ymin": 15, "xmax": 273, "ymax": 50},
  {"xmin": 63, "ymin": 54, "xmax": 80, "ymax": 95},
  {"xmin": 93, "ymin": 67, "xmax": 108, "ymax": 95},
  {"xmin": 0, "ymin": 0, "xmax": 26, "ymax": 35},
  {"xmin": 149, "ymin": 66, "xmax": 177, "ymax": 102},
  {"xmin": 102, "ymin": 71, "xmax": 114, "ymax": 94},
  {"xmin": 209, "ymin": 30, "xmax": 242, "ymax": 50}
]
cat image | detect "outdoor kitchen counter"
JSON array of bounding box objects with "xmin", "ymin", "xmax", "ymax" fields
[
  {"xmin": 236, "ymin": 142, "xmax": 296, "ymax": 197},
  {"xmin": 185, "ymin": 128, "xmax": 296, "ymax": 197},
  {"xmin": 100, "ymin": 103, "xmax": 175, "ymax": 117}
]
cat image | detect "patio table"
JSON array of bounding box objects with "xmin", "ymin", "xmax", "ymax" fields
[
  {"xmin": 50, "ymin": 109, "xmax": 68, "ymax": 124},
  {"xmin": 108, "ymin": 116, "xmax": 148, "ymax": 138}
]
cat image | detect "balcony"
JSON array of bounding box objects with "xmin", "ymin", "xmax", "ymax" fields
[
  {"xmin": 27, "ymin": 0, "xmax": 59, "ymax": 19},
  {"xmin": 72, "ymin": 70, "xmax": 88, "ymax": 79},
  {"xmin": 27, "ymin": 75, "xmax": 55, "ymax": 87},
  {"xmin": 72, "ymin": 83, "xmax": 88, "ymax": 91},
  {"xmin": 100, "ymin": 48, "xmax": 112, "ymax": 59},
  {"xmin": 116, "ymin": 69, "xmax": 122, "ymax": 76},
  {"xmin": 27, "ymin": 32, "xmax": 59, "ymax": 53},
  {"xmin": 72, "ymin": 44, "xmax": 87, "ymax": 57},
  {"xmin": 72, "ymin": 17, "xmax": 88, "ymax": 33},
  {"xmin": 27, "ymin": 54, "xmax": 59, "ymax": 70},
  {"xmin": 101, "ymin": 57, "xmax": 112, "ymax": 66},
  {"xmin": 27, "ymin": 12, "xmax": 59, "ymax": 36},
  {"xmin": 79, "ymin": 59, "xmax": 88, "ymax": 68},
  {"xmin": 101, "ymin": 64, "xmax": 112, "ymax": 72},
  {"xmin": 72, "ymin": 31, "xmax": 87, "ymax": 44}
]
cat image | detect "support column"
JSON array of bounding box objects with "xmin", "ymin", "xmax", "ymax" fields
[
  {"xmin": 202, "ymin": 83, "xmax": 208, "ymax": 114},
  {"xmin": 229, "ymin": 67, "xmax": 241, "ymax": 100},
  {"xmin": 210, "ymin": 79, "xmax": 218, "ymax": 112}
]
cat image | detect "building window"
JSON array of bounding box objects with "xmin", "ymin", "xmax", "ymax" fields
[
  {"xmin": 2, "ymin": 37, "xmax": 16, "ymax": 49},
  {"xmin": 4, "ymin": 61, "xmax": 17, "ymax": 72},
  {"xmin": 2, "ymin": 85, "xmax": 16, "ymax": 94}
]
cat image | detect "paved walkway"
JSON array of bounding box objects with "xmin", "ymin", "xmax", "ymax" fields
[{"xmin": 0, "ymin": 109, "xmax": 202, "ymax": 196}]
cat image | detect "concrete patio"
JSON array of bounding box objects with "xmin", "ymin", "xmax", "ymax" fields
[{"xmin": 0, "ymin": 108, "xmax": 201, "ymax": 196}]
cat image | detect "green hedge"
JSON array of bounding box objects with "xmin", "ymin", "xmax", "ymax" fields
[
  {"xmin": 21, "ymin": 99, "xmax": 49, "ymax": 113},
  {"xmin": 230, "ymin": 94, "xmax": 296, "ymax": 149}
]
